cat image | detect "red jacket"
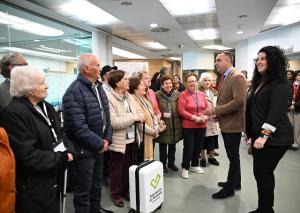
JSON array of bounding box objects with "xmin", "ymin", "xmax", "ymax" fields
[{"xmin": 178, "ymin": 90, "xmax": 208, "ymax": 128}]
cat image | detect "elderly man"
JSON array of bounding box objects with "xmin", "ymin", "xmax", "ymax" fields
[
  {"xmin": 0, "ymin": 53, "xmax": 27, "ymax": 115},
  {"xmin": 204, "ymin": 51, "xmax": 247, "ymax": 199},
  {"xmin": 63, "ymin": 54, "xmax": 113, "ymax": 213}
]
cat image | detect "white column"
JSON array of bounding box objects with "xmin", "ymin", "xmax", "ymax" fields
[{"xmin": 92, "ymin": 31, "xmax": 113, "ymax": 66}]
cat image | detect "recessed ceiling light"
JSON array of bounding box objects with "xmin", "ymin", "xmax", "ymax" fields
[
  {"xmin": 202, "ymin": 45, "xmax": 232, "ymax": 50},
  {"xmin": 34, "ymin": 39, "xmax": 40, "ymax": 42},
  {"xmin": 58, "ymin": 0, "xmax": 119, "ymax": 26},
  {"xmin": 169, "ymin": 57, "xmax": 181, "ymax": 61},
  {"xmin": 236, "ymin": 30, "xmax": 243, "ymax": 34},
  {"xmin": 150, "ymin": 23, "xmax": 158, "ymax": 28},
  {"xmin": 187, "ymin": 28, "xmax": 219, "ymax": 40},
  {"xmin": 159, "ymin": 0, "xmax": 216, "ymax": 16},
  {"xmin": 112, "ymin": 47, "xmax": 146, "ymax": 59},
  {"xmin": 121, "ymin": 1, "xmax": 133, "ymax": 6},
  {"xmin": 144, "ymin": 42, "xmax": 167, "ymax": 49}
]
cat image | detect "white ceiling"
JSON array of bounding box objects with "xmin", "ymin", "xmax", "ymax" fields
[{"xmin": 1, "ymin": 0, "xmax": 295, "ymax": 59}]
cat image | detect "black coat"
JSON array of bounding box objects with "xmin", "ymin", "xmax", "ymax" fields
[
  {"xmin": 0, "ymin": 97, "xmax": 72, "ymax": 213},
  {"xmin": 246, "ymin": 79, "xmax": 293, "ymax": 146}
]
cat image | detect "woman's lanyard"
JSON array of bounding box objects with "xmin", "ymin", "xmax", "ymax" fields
[
  {"xmin": 34, "ymin": 102, "xmax": 58, "ymax": 143},
  {"xmin": 188, "ymin": 90, "xmax": 199, "ymax": 112},
  {"xmin": 122, "ymin": 96, "xmax": 132, "ymax": 113}
]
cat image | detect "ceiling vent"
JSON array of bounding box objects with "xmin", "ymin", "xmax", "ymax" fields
[{"xmin": 150, "ymin": 27, "xmax": 170, "ymax": 33}]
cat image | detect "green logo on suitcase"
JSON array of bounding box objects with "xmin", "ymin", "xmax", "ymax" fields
[{"xmin": 150, "ymin": 174, "xmax": 161, "ymax": 189}]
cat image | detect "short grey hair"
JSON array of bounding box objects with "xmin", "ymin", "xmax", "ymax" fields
[
  {"xmin": 10, "ymin": 66, "xmax": 45, "ymax": 97},
  {"xmin": 0, "ymin": 53, "xmax": 25, "ymax": 78},
  {"xmin": 77, "ymin": 53, "xmax": 96, "ymax": 72},
  {"xmin": 199, "ymin": 72, "xmax": 213, "ymax": 85}
]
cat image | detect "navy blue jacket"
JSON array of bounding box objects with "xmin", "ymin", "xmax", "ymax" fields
[{"xmin": 63, "ymin": 74, "xmax": 112, "ymax": 156}]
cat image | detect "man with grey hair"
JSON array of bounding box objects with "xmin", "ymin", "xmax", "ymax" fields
[
  {"xmin": 63, "ymin": 54, "xmax": 113, "ymax": 213},
  {"xmin": 0, "ymin": 53, "xmax": 27, "ymax": 115}
]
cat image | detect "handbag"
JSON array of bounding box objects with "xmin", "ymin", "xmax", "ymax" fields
[{"xmin": 158, "ymin": 119, "xmax": 166, "ymax": 133}]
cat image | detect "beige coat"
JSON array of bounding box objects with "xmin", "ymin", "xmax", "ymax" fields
[
  {"xmin": 133, "ymin": 95, "xmax": 158, "ymax": 160},
  {"xmin": 202, "ymin": 88, "xmax": 220, "ymax": 136},
  {"xmin": 215, "ymin": 68, "xmax": 247, "ymax": 133},
  {"xmin": 107, "ymin": 91, "xmax": 142, "ymax": 154}
]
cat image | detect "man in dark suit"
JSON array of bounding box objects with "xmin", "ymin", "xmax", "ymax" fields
[{"xmin": 204, "ymin": 51, "xmax": 247, "ymax": 199}]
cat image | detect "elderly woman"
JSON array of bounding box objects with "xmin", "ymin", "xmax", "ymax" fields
[
  {"xmin": 107, "ymin": 70, "xmax": 144, "ymax": 207},
  {"xmin": 129, "ymin": 77, "xmax": 159, "ymax": 161},
  {"xmin": 0, "ymin": 66, "xmax": 74, "ymax": 213},
  {"xmin": 178, "ymin": 73, "xmax": 209, "ymax": 179},
  {"xmin": 138, "ymin": 71, "xmax": 161, "ymax": 119},
  {"xmin": 246, "ymin": 46, "xmax": 293, "ymax": 213},
  {"xmin": 155, "ymin": 74, "xmax": 182, "ymax": 173},
  {"xmin": 198, "ymin": 72, "xmax": 220, "ymax": 167}
]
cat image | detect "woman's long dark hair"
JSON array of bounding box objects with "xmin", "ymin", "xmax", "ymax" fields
[{"xmin": 251, "ymin": 46, "xmax": 289, "ymax": 94}]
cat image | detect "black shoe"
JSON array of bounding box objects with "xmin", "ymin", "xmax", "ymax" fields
[
  {"xmin": 200, "ymin": 159, "xmax": 206, "ymax": 167},
  {"xmin": 208, "ymin": 158, "xmax": 219, "ymax": 166},
  {"xmin": 163, "ymin": 164, "xmax": 168, "ymax": 173},
  {"xmin": 214, "ymin": 151, "xmax": 219, "ymax": 156},
  {"xmin": 99, "ymin": 207, "xmax": 114, "ymax": 213},
  {"xmin": 289, "ymin": 146, "xmax": 298, "ymax": 151},
  {"xmin": 212, "ymin": 188, "xmax": 234, "ymax": 199},
  {"xmin": 218, "ymin": 182, "xmax": 241, "ymax": 190},
  {"xmin": 168, "ymin": 164, "xmax": 179, "ymax": 171}
]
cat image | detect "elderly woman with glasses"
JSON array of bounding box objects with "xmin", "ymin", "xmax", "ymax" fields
[
  {"xmin": 178, "ymin": 73, "xmax": 209, "ymax": 179},
  {"xmin": 0, "ymin": 66, "xmax": 74, "ymax": 213}
]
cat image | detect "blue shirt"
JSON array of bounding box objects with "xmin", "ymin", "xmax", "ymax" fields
[{"xmin": 223, "ymin": 66, "xmax": 234, "ymax": 80}]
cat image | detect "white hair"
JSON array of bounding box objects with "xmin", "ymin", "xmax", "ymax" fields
[
  {"xmin": 77, "ymin": 53, "xmax": 96, "ymax": 72},
  {"xmin": 10, "ymin": 66, "xmax": 45, "ymax": 97},
  {"xmin": 199, "ymin": 72, "xmax": 213, "ymax": 85}
]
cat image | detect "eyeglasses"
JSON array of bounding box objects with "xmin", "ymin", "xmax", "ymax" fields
[
  {"xmin": 12, "ymin": 63, "xmax": 28, "ymax": 67},
  {"xmin": 187, "ymin": 80, "xmax": 197, "ymax": 84}
]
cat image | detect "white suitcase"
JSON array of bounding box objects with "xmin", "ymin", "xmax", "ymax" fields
[{"xmin": 129, "ymin": 160, "xmax": 164, "ymax": 213}]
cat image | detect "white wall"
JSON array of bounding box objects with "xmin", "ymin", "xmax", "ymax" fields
[
  {"xmin": 235, "ymin": 23, "xmax": 300, "ymax": 79},
  {"xmin": 182, "ymin": 51, "xmax": 215, "ymax": 70}
]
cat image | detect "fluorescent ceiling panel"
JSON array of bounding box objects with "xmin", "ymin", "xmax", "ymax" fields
[
  {"xmin": 265, "ymin": 0, "xmax": 300, "ymax": 26},
  {"xmin": 159, "ymin": 0, "xmax": 216, "ymax": 16},
  {"xmin": 58, "ymin": 0, "xmax": 119, "ymax": 26},
  {"xmin": 0, "ymin": 11, "xmax": 64, "ymax": 36},
  {"xmin": 144, "ymin": 42, "xmax": 167, "ymax": 49},
  {"xmin": 112, "ymin": 47, "xmax": 146, "ymax": 59},
  {"xmin": 202, "ymin": 45, "xmax": 232, "ymax": 50},
  {"xmin": 169, "ymin": 57, "xmax": 181, "ymax": 61},
  {"xmin": 187, "ymin": 29, "xmax": 219, "ymax": 40},
  {"xmin": 2, "ymin": 47, "xmax": 76, "ymax": 61}
]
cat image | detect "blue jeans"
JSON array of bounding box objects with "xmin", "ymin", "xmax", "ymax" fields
[{"xmin": 71, "ymin": 153, "xmax": 103, "ymax": 213}]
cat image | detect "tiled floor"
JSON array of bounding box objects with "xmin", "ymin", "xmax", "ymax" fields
[{"xmin": 65, "ymin": 136, "xmax": 300, "ymax": 213}]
